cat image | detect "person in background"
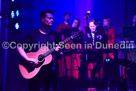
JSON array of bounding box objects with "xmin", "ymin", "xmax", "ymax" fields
[
  {"xmin": 71, "ymin": 18, "xmax": 81, "ymax": 43},
  {"xmin": 103, "ymin": 17, "xmax": 115, "ymax": 59},
  {"xmin": 79, "ymin": 21, "xmax": 105, "ymax": 90},
  {"xmin": 58, "ymin": 18, "xmax": 81, "ymax": 79},
  {"xmin": 127, "ymin": 14, "xmax": 136, "ymax": 91},
  {"xmin": 86, "ymin": 21, "xmax": 105, "ymax": 78},
  {"xmin": 56, "ymin": 12, "xmax": 71, "ymax": 33},
  {"xmin": 132, "ymin": 15, "xmax": 136, "ymax": 27},
  {"xmin": 103, "ymin": 17, "xmax": 115, "ymax": 45},
  {"xmin": 132, "ymin": 15, "xmax": 136, "ymax": 44},
  {"xmin": 71, "ymin": 18, "xmax": 82, "ymax": 79},
  {"xmin": 56, "ymin": 12, "xmax": 71, "ymax": 78},
  {"xmin": 103, "ymin": 17, "xmax": 120, "ymax": 90},
  {"xmin": 71, "ymin": 18, "xmax": 80, "ymax": 29}
]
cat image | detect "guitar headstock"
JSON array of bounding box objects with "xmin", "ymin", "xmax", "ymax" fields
[
  {"xmin": 62, "ymin": 31, "xmax": 84, "ymax": 44},
  {"xmin": 70, "ymin": 31, "xmax": 84, "ymax": 39}
]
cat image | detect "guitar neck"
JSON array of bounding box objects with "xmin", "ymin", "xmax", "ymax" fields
[
  {"xmin": 43, "ymin": 48, "xmax": 55, "ymax": 57},
  {"xmin": 42, "ymin": 37, "xmax": 72, "ymax": 57},
  {"xmin": 42, "ymin": 31, "xmax": 82, "ymax": 58}
]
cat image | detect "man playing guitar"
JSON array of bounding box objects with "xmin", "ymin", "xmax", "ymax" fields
[{"xmin": 17, "ymin": 10, "xmax": 61, "ymax": 91}]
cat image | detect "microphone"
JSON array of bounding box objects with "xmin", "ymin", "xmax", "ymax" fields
[{"xmin": 84, "ymin": 11, "xmax": 91, "ymax": 18}]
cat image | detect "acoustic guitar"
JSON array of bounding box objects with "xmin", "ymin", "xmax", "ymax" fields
[{"xmin": 19, "ymin": 31, "xmax": 83, "ymax": 79}]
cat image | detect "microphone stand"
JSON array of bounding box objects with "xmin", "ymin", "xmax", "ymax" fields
[
  {"xmin": 104, "ymin": 27, "xmax": 110, "ymax": 91},
  {"xmin": 84, "ymin": 14, "xmax": 89, "ymax": 89}
]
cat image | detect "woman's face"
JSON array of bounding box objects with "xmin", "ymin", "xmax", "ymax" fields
[
  {"xmin": 72, "ymin": 19, "xmax": 79, "ymax": 28},
  {"xmin": 132, "ymin": 15, "xmax": 136, "ymax": 23},
  {"xmin": 103, "ymin": 19, "xmax": 109, "ymax": 27},
  {"xmin": 89, "ymin": 22, "xmax": 96, "ymax": 32}
]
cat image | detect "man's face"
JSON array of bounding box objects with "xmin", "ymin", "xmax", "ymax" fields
[
  {"xmin": 103, "ymin": 19, "xmax": 109, "ymax": 26},
  {"xmin": 64, "ymin": 14, "xmax": 70, "ymax": 22},
  {"xmin": 41, "ymin": 13, "xmax": 54, "ymax": 27},
  {"xmin": 89, "ymin": 22, "xmax": 96, "ymax": 32}
]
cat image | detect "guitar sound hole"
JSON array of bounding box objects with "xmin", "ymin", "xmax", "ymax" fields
[{"xmin": 38, "ymin": 54, "xmax": 44, "ymax": 62}]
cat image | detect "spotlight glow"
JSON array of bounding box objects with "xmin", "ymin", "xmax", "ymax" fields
[
  {"xmin": 11, "ymin": 0, "xmax": 14, "ymax": 2},
  {"xmin": 16, "ymin": 10, "xmax": 19, "ymax": 17},
  {"xmin": 11, "ymin": 11, "xmax": 15, "ymax": 18},
  {"xmin": 15, "ymin": 23, "xmax": 19, "ymax": 30}
]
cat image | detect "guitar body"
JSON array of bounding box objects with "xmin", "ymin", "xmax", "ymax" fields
[{"xmin": 19, "ymin": 46, "xmax": 52, "ymax": 79}]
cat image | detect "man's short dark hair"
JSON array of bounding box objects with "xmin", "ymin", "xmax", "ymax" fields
[
  {"xmin": 40, "ymin": 10, "xmax": 54, "ymax": 19},
  {"xmin": 64, "ymin": 12, "xmax": 71, "ymax": 17}
]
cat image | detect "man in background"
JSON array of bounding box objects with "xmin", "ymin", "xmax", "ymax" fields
[
  {"xmin": 132, "ymin": 15, "xmax": 136, "ymax": 44},
  {"xmin": 56, "ymin": 12, "xmax": 71, "ymax": 33}
]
